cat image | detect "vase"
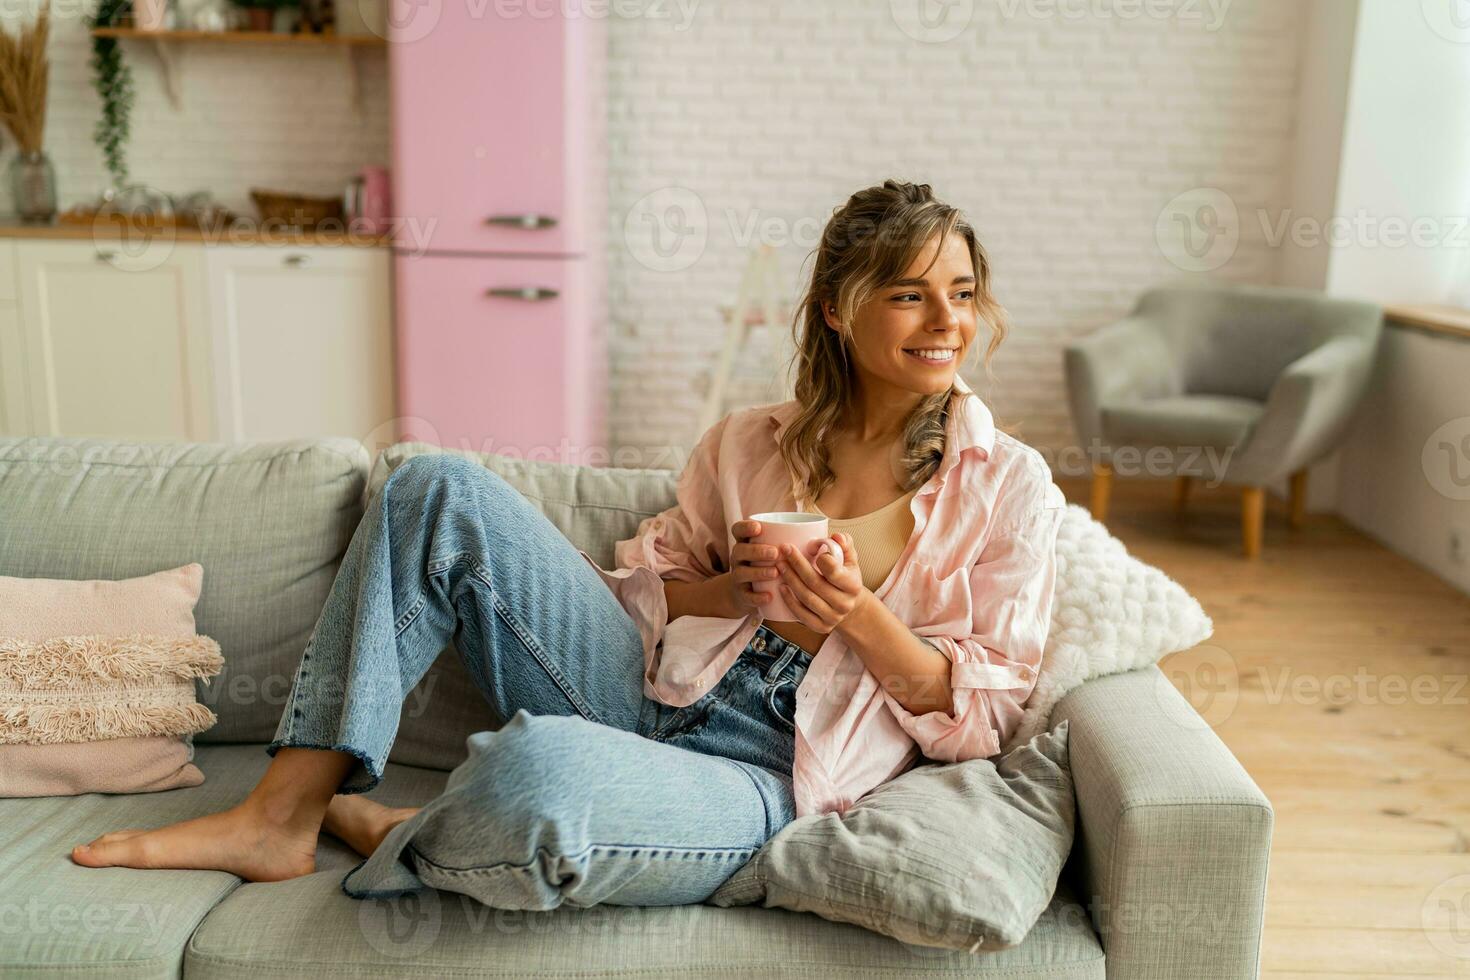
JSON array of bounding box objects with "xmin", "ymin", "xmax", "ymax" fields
[
  {"xmin": 9, "ymin": 150, "xmax": 56, "ymax": 224},
  {"xmin": 134, "ymin": 0, "xmax": 169, "ymax": 31}
]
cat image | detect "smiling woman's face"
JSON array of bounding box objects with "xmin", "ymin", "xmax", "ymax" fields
[{"xmin": 825, "ymin": 231, "xmax": 978, "ymax": 401}]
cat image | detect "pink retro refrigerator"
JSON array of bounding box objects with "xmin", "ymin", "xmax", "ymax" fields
[{"xmin": 389, "ymin": 5, "xmax": 607, "ymax": 462}]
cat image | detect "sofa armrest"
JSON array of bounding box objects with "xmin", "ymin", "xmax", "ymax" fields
[
  {"xmin": 1052, "ymin": 666, "xmax": 1273, "ymax": 980},
  {"xmin": 1063, "ymin": 316, "xmax": 1176, "ymax": 448},
  {"xmin": 1233, "ymin": 334, "xmax": 1378, "ymax": 481}
]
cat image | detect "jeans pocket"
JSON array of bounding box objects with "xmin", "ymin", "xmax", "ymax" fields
[
  {"xmin": 650, "ymin": 698, "xmax": 709, "ymax": 741},
  {"xmin": 650, "ymin": 662, "xmax": 744, "ymax": 741},
  {"xmin": 764, "ymin": 678, "xmax": 797, "ymax": 732}
]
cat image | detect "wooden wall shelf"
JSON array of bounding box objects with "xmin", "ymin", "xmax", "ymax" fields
[
  {"xmin": 90, "ymin": 28, "xmax": 385, "ymax": 46},
  {"xmin": 89, "ymin": 28, "xmax": 385, "ymax": 111}
]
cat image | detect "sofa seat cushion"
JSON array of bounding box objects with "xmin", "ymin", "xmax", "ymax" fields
[
  {"xmin": 1101, "ymin": 394, "xmax": 1264, "ymax": 453},
  {"xmin": 0, "ymin": 744, "xmax": 447, "ymax": 980},
  {"xmin": 185, "ymin": 871, "xmax": 1103, "ymax": 979}
]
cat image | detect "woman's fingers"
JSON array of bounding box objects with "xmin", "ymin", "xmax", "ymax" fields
[
  {"xmin": 779, "ymin": 585, "xmax": 828, "ymax": 630},
  {"xmin": 739, "ymin": 583, "xmax": 773, "ymax": 606},
  {"xmin": 733, "ymin": 541, "xmax": 779, "ymax": 569},
  {"xmin": 782, "ymin": 580, "xmax": 837, "ymax": 622},
  {"xmin": 780, "ymin": 545, "xmax": 844, "ymax": 606},
  {"xmin": 778, "ymin": 561, "xmax": 841, "ymax": 623},
  {"xmin": 731, "ymin": 519, "xmax": 762, "ymax": 541},
  {"xmin": 737, "ymin": 567, "xmax": 780, "ymax": 589}
]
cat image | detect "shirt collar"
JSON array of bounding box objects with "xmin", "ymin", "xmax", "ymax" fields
[{"xmin": 766, "ymin": 373, "xmax": 996, "ymax": 494}]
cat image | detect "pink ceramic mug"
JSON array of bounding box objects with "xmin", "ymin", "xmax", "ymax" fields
[{"xmin": 747, "ymin": 512, "xmax": 844, "ymax": 623}]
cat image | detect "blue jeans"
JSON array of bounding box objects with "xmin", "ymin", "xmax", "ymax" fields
[{"xmin": 268, "ymin": 454, "xmax": 809, "ymax": 909}]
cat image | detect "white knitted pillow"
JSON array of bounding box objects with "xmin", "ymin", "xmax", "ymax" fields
[{"xmin": 1003, "ymin": 504, "xmax": 1214, "ymax": 751}]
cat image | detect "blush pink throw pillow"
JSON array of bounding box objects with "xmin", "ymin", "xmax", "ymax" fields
[{"xmin": 0, "ymin": 563, "xmax": 220, "ymax": 797}]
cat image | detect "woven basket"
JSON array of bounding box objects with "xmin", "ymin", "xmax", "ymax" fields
[{"xmin": 250, "ymin": 188, "xmax": 345, "ymax": 229}]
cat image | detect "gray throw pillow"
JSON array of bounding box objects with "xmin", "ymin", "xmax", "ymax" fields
[{"xmin": 709, "ymin": 721, "xmax": 1073, "ymax": 952}]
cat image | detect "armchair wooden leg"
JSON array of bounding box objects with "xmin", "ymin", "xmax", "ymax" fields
[
  {"xmin": 1090, "ymin": 463, "xmax": 1113, "ymax": 522},
  {"xmin": 1174, "ymin": 475, "xmax": 1193, "ymax": 516},
  {"xmin": 1241, "ymin": 486, "xmax": 1265, "ymax": 559},
  {"xmin": 1288, "ymin": 469, "xmax": 1308, "ymax": 529}
]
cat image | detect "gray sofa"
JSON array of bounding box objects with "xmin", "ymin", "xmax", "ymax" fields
[{"xmin": 0, "ymin": 435, "xmax": 1274, "ymax": 979}]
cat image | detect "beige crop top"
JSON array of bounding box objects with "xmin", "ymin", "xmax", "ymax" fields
[{"xmin": 810, "ymin": 488, "xmax": 919, "ymax": 593}]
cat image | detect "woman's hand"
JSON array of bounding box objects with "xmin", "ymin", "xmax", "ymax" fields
[
  {"xmin": 715, "ymin": 519, "xmax": 782, "ymax": 618},
  {"xmin": 775, "ymin": 531, "xmax": 871, "ymax": 632}
]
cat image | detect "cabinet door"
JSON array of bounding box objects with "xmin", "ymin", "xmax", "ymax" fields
[
  {"xmin": 0, "ymin": 305, "xmax": 29, "ymax": 437},
  {"xmin": 0, "ymin": 240, "xmax": 28, "ymax": 435},
  {"xmin": 394, "ymin": 253, "xmax": 597, "ymax": 460},
  {"xmin": 205, "ymin": 246, "xmax": 395, "ymax": 443},
  {"xmin": 16, "ymin": 240, "xmax": 213, "ymax": 441},
  {"xmin": 389, "ymin": 6, "xmax": 599, "ymax": 256}
]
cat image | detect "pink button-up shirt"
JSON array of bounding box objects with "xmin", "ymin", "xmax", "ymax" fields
[{"xmin": 578, "ymin": 374, "xmax": 1065, "ymax": 817}]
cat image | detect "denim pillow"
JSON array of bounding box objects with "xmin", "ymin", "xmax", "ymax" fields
[{"xmin": 709, "ymin": 721, "xmax": 1073, "ymax": 952}]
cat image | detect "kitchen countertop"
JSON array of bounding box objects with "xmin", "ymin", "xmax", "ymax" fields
[{"xmin": 0, "ymin": 217, "xmax": 390, "ymax": 248}]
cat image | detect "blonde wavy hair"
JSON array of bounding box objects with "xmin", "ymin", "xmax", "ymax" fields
[{"xmin": 779, "ymin": 179, "xmax": 1008, "ymax": 509}]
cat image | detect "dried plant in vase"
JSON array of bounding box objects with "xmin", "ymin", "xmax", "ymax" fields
[{"xmin": 0, "ymin": 4, "xmax": 52, "ymax": 222}]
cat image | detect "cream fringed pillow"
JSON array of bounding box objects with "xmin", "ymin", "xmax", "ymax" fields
[
  {"xmin": 0, "ymin": 564, "xmax": 224, "ymax": 797},
  {"xmin": 0, "ymin": 634, "xmax": 223, "ymax": 741}
]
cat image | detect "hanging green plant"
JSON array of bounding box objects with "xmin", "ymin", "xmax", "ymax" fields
[{"xmin": 88, "ymin": 0, "xmax": 133, "ymax": 191}]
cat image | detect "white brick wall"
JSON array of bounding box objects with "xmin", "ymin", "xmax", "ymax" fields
[
  {"xmin": 25, "ymin": 0, "xmax": 1307, "ymax": 468},
  {"xmin": 607, "ymin": 0, "xmax": 1308, "ymax": 466}
]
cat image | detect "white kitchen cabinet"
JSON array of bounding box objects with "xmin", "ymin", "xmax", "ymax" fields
[
  {"xmin": 0, "ymin": 239, "xmax": 28, "ymax": 436},
  {"xmin": 0, "ymin": 305, "xmax": 29, "ymax": 437},
  {"xmin": 203, "ymin": 245, "xmax": 394, "ymax": 444},
  {"xmin": 0, "ymin": 237, "xmax": 395, "ymax": 445},
  {"xmin": 14, "ymin": 240, "xmax": 213, "ymax": 441}
]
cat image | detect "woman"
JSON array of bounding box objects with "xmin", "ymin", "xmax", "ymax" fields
[{"xmin": 71, "ymin": 179, "xmax": 1065, "ymax": 910}]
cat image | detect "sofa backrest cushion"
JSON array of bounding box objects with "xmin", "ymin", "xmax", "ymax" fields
[
  {"xmin": 366, "ymin": 442, "xmax": 678, "ymax": 771},
  {"xmin": 0, "ymin": 437, "xmax": 369, "ymax": 743}
]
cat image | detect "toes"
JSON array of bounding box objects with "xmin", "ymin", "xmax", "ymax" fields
[
  {"xmin": 71, "ymin": 830, "xmax": 129, "ymax": 866},
  {"xmin": 72, "ymin": 832, "xmax": 152, "ymax": 869},
  {"xmin": 95, "ymin": 829, "xmax": 146, "ymax": 843}
]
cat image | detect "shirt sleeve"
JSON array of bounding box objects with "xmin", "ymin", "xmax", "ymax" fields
[
  {"xmin": 611, "ymin": 413, "xmax": 732, "ymax": 585},
  {"xmin": 578, "ymin": 414, "xmax": 747, "ymax": 706},
  {"xmin": 885, "ymin": 459, "xmax": 1066, "ymax": 763}
]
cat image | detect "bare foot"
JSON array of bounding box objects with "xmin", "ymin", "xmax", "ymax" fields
[
  {"xmin": 70, "ymin": 801, "xmax": 320, "ymax": 882},
  {"xmin": 323, "ymin": 794, "xmax": 420, "ymax": 858}
]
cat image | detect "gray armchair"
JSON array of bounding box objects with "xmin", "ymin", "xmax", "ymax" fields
[{"xmin": 1065, "ymin": 282, "xmax": 1383, "ymax": 557}]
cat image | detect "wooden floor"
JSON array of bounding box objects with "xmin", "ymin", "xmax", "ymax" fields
[{"xmin": 1055, "ymin": 477, "xmax": 1470, "ymax": 979}]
